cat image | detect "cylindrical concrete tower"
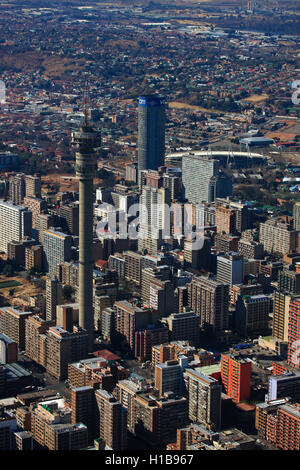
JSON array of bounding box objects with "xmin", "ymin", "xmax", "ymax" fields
[
  {"xmin": 72, "ymin": 118, "xmax": 101, "ymax": 351},
  {"xmin": 138, "ymin": 95, "xmax": 165, "ymax": 178}
]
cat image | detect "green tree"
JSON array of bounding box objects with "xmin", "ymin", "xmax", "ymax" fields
[
  {"xmin": 2, "ymin": 264, "xmax": 14, "ymax": 277},
  {"xmin": 62, "ymin": 285, "xmax": 74, "ymax": 300}
]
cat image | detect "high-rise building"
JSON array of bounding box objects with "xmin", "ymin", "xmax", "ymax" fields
[
  {"xmin": 138, "ymin": 184, "xmax": 171, "ymax": 254},
  {"xmin": 133, "ymin": 392, "xmax": 188, "ymax": 447},
  {"xmin": 15, "ymin": 407, "xmax": 33, "ymax": 433},
  {"xmin": 0, "ymin": 200, "xmax": 32, "ymax": 253},
  {"xmin": 68, "ymin": 356, "xmax": 115, "ymax": 392},
  {"xmin": 235, "ymin": 294, "xmax": 271, "ymax": 336},
  {"xmin": 25, "ymin": 315, "xmax": 54, "ymax": 367},
  {"xmin": 278, "ymin": 269, "xmax": 300, "ymax": 295},
  {"xmin": 134, "ymin": 324, "xmax": 169, "ymax": 362},
  {"xmin": 48, "ymin": 422, "xmax": 89, "ymax": 450},
  {"xmin": 113, "ymin": 300, "xmax": 152, "ymax": 353},
  {"xmin": 293, "ymin": 201, "xmax": 300, "ymax": 232},
  {"xmin": 25, "ymin": 244, "xmax": 43, "ymax": 272},
  {"xmin": 164, "ymin": 311, "xmax": 199, "ymax": 345},
  {"xmin": 210, "ymin": 174, "xmax": 232, "ymax": 201},
  {"xmin": 43, "ymin": 229, "xmax": 72, "ymax": 274},
  {"xmin": 259, "ymin": 219, "xmax": 297, "ymax": 255},
  {"xmin": 260, "ymin": 260, "xmax": 283, "ymax": 281},
  {"xmin": 255, "ymin": 399, "xmax": 300, "ymax": 451},
  {"xmin": 243, "ymin": 259, "xmax": 260, "ymax": 278},
  {"xmin": 151, "ymin": 341, "xmax": 199, "ymax": 367},
  {"xmin": 184, "ymin": 237, "xmax": 213, "ymax": 271},
  {"xmin": 221, "ymin": 353, "xmax": 251, "ymax": 403},
  {"xmin": 216, "ymin": 198, "xmax": 252, "ymax": 233},
  {"xmin": 0, "ymin": 153, "xmax": 18, "ymax": 172},
  {"xmin": 7, "ymin": 237, "xmax": 36, "ymax": 266},
  {"xmin": 95, "ymin": 389, "xmax": 127, "ymax": 450},
  {"xmin": 0, "ymin": 307, "xmax": 34, "ymax": 350},
  {"xmin": 93, "ymin": 273, "xmax": 118, "ymax": 308},
  {"xmin": 143, "ymin": 252, "xmax": 173, "ymax": 270},
  {"xmin": 175, "ymin": 286, "xmax": 188, "ymax": 314},
  {"xmin": 35, "ymin": 213, "xmax": 55, "ymax": 244},
  {"xmin": 72, "ymin": 115, "xmax": 101, "ymax": 351},
  {"xmin": 215, "ymin": 205, "xmax": 236, "ymax": 234},
  {"xmin": 124, "ymin": 251, "xmax": 142, "ymax": 285},
  {"xmin": 125, "ymin": 162, "xmax": 138, "ymax": 184},
  {"xmin": 23, "ymin": 196, "xmax": 47, "ymax": 229},
  {"xmin": 140, "ymin": 165, "xmax": 164, "ymax": 189},
  {"xmin": 215, "ymin": 233, "xmax": 240, "ymax": 254},
  {"xmin": 115, "ymin": 379, "xmax": 143, "ymax": 434},
  {"xmin": 7, "ymin": 240, "xmax": 26, "ymax": 265},
  {"xmin": 56, "ymin": 261, "xmax": 72, "ymax": 287},
  {"xmin": 46, "ymin": 274, "xmax": 63, "ymax": 322},
  {"xmin": 71, "ymin": 386, "xmax": 96, "ymax": 444},
  {"xmin": 45, "ymin": 326, "xmax": 88, "ymax": 380},
  {"xmin": 149, "ymin": 278, "xmax": 174, "ymax": 315},
  {"xmin": 217, "ymin": 252, "xmax": 243, "ymax": 287},
  {"xmin": 0, "ymin": 411, "xmax": 17, "ymax": 450},
  {"xmin": 230, "ymin": 283, "xmax": 263, "ymax": 307},
  {"xmin": 59, "ymin": 203, "xmax": 79, "ymax": 236},
  {"xmin": 141, "ymin": 265, "xmax": 170, "ymax": 305},
  {"xmin": 14, "ymin": 431, "xmax": 33, "ymax": 450},
  {"xmin": 94, "ymin": 294, "xmax": 111, "ymax": 331},
  {"xmin": 187, "ymin": 276, "xmax": 229, "ymax": 332},
  {"xmin": 287, "ymin": 297, "xmax": 300, "ymax": 369},
  {"xmin": 273, "ymin": 291, "xmax": 293, "ymax": 342},
  {"xmin": 163, "ymin": 171, "xmax": 182, "ymax": 201},
  {"xmin": 182, "ymin": 156, "xmax": 222, "ymax": 204},
  {"xmin": 255, "ymin": 398, "xmax": 288, "ymax": 442},
  {"xmin": 9, "ymin": 173, "xmax": 25, "ymax": 205},
  {"xmin": 238, "ymin": 238, "xmax": 264, "ymax": 260},
  {"xmin": 101, "ymin": 307, "xmax": 114, "ymax": 342},
  {"xmin": 56, "ymin": 304, "xmax": 77, "ymax": 332},
  {"xmin": 0, "ymin": 333, "xmax": 18, "ymax": 364},
  {"xmin": 202, "ymin": 202, "xmax": 216, "ymax": 227},
  {"xmin": 184, "ymin": 368, "xmax": 222, "ymax": 431},
  {"xmin": 108, "ymin": 254, "xmax": 125, "ymax": 279},
  {"xmin": 138, "ymin": 95, "xmax": 165, "ymax": 177},
  {"xmin": 155, "ymin": 360, "xmax": 183, "ymax": 397},
  {"xmin": 276, "ymin": 404, "xmax": 300, "ymax": 450},
  {"xmin": 31, "ymin": 399, "xmax": 88, "ymax": 450},
  {"xmin": 267, "ymin": 373, "xmax": 300, "ymax": 402},
  {"xmin": 170, "ymin": 423, "xmax": 255, "ymax": 451},
  {"xmin": 24, "ymin": 175, "xmax": 41, "ymax": 199}
]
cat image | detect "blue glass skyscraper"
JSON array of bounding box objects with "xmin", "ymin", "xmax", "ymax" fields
[{"xmin": 138, "ymin": 95, "xmax": 165, "ymax": 178}]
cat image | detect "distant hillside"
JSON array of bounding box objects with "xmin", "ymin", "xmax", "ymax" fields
[{"xmin": 0, "ymin": 50, "xmax": 83, "ymax": 76}]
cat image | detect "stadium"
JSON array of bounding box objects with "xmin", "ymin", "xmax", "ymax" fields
[{"xmin": 165, "ymin": 150, "xmax": 267, "ymax": 169}]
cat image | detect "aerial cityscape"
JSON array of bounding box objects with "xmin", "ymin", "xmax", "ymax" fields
[{"xmin": 0, "ymin": 0, "xmax": 300, "ymax": 456}]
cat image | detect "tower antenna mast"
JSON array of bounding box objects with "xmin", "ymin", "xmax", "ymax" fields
[{"xmin": 83, "ymin": 81, "xmax": 90, "ymax": 126}]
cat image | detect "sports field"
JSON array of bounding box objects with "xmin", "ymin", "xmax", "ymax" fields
[{"xmin": 0, "ymin": 280, "xmax": 22, "ymax": 289}]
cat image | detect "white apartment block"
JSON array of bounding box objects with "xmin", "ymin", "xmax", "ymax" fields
[{"xmin": 0, "ymin": 200, "xmax": 32, "ymax": 253}]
